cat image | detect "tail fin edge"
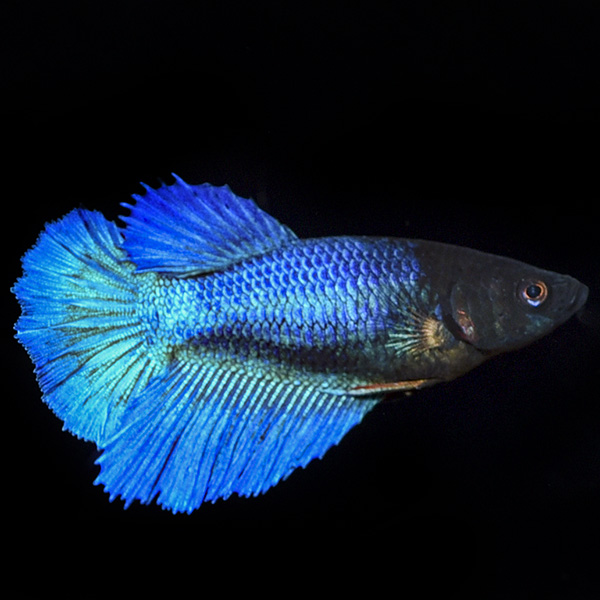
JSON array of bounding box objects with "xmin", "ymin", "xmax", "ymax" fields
[{"xmin": 13, "ymin": 209, "xmax": 155, "ymax": 445}]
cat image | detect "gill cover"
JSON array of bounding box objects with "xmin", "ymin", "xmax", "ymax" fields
[{"xmin": 449, "ymin": 283, "xmax": 479, "ymax": 345}]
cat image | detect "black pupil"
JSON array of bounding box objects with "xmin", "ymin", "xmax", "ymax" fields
[{"xmin": 526, "ymin": 284, "xmax": 542, "ymax": 298}]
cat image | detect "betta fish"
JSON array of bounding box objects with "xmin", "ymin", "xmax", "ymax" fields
[{"xmin": 12, "ymin": 176, "xmax": 588, "ymax": 513}]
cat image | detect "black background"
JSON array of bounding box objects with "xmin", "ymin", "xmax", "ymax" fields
[{"xmin": 3, "ymin": 1, "xmax": 600, "ymax": 596}]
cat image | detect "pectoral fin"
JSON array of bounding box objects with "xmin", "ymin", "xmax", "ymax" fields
[{"xmin": 349, "ymin": 379, "xmax": 433, "ymax": 395}]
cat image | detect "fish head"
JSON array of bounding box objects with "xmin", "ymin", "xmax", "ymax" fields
[{"xmin": 442, "ymin": 251, "xmax": 588, "ymax": 355}]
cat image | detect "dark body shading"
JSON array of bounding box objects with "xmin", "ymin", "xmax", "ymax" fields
[{"xmin": 12, "ymin": 176, "xmax": 588, "ymax": 513}]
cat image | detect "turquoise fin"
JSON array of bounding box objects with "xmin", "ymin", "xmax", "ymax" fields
[
  {"xmin": 120, "ymin": 175, "xmax": 298, "ymax": 276},
  {"xmin": 95, "ymin": 360, "xmax": 379, "ymax": 513},
  {"xmin": 12, "ymin": 209, "xmax": 159, "ymax": 445}
]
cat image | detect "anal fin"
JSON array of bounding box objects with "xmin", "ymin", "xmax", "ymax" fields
[{"xmin": 95, "ymin": 360, "xmax": 380, "ymax": 513}]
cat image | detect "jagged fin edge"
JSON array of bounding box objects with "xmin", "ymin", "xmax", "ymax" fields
[
  {"xmin": 96, "ymin": 359, "xmax": 380, "ymax": 513},
  {"xmin": 13, "ymin": 209, "xmax": 158, "ymax": 444},
  {"xmin": 120, "ymin": 175, "xmax": 298, "ymax": 276}
]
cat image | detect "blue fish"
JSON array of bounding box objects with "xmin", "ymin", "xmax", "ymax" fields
[{"xmin": 12, "ymin": 176, "xmax": 588, "ymax": 512}]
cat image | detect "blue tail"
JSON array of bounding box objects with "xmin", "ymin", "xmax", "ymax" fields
[{"xmin": 13, "ymin": 209, "xmax": 157, "ymax": 445}]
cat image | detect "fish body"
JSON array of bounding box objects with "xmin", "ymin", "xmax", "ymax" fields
[
  {"xmin": 13, "ymin": 176, "xmax": 588, "ymax": 512},
  {"xmin": 137, "ymin": 236, "xmax": 458, "ymax": 388}
]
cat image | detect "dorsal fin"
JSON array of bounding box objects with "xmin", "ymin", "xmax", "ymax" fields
[{"xmin": 120, "ymin": 175, "xmax": 298, "ymax": 276}]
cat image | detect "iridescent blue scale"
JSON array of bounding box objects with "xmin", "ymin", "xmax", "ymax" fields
[{"xmin": 143, "ymin": 237, "xmax": 420, "ymax": 383}]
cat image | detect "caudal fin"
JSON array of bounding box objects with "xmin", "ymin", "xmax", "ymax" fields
[{"xmin": 13, "ymin": 209, "xmax": 157, "ymax": 445}]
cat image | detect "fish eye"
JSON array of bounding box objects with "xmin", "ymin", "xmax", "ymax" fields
[{"xmin": 519, "ymin": 280, "xmax": 548, "ymax": 307}]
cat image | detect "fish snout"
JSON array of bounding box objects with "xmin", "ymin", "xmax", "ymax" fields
[
  {"xmin": 554, "ymin": 275, "xmax": 589, "ymax": 320},
  {"xmin": 569, "ymin": 279, "xmax": 589, "ymax": 314}
]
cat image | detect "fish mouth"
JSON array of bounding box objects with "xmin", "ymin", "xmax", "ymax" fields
[
  {"xmin": 570, "ymin": 280, "xmax": 589, "ymax": 314},
  {"xmin": 553, "ymin": 277, "xmax": 589, "ymax": 328}
]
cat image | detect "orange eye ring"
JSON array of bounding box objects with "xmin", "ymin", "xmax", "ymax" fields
[{"xmin": 520, "ymin": 280, "xmax": 548, "ymax": 307}]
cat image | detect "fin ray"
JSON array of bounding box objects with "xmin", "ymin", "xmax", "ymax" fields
[
  {"xmin": 96, "ymin": 361, "xmax": 379, "ymax": 512},
  {"xmin": 13, "ymin": 209, "xmax": 158, "ymax": 444},
  {"xmin": 120, "ymin": 175, "xmax": 298, "ymax": 276}
]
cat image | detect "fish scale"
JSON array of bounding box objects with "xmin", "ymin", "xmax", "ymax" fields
[{"xmin": 140, "ymin": 236, "xmax": 420, "ymax": 381}]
